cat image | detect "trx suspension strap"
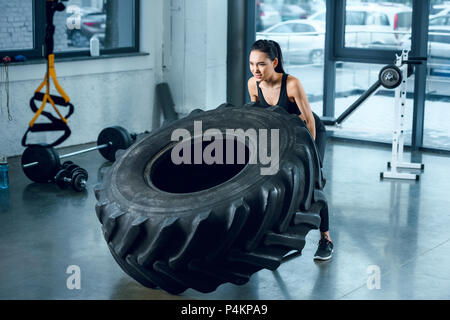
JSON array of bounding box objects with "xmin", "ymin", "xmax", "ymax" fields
[{"xmin": 22, "ymin": 0, "xmax": 74, "ymax": 148}]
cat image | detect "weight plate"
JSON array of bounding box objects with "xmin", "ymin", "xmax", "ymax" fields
[
  {"xmin": 71, "ymin": 169, "xmax": 88, "ymax": 192},
  {"xmin": 55, "ymin": 169, "xmax": 71, "ymax": 190},
  {"xmin": 61, "ymin": 161, "xmax": 74, "ymax": 169},
  {"xmin": 97, "ymin": 126, "xmax": 133, "ymax": 162},
  {"xmin": 64, "ymin": 164, "xmax": 80, "ymax": 175},
  {"xmin": 22, "ymin": 145, "xmax": 61, "ymax": 183},
  {"xmin": 379, "ymin": 65, "xmax": 402, "ymax": 89}
]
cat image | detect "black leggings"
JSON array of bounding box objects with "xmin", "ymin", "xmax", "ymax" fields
[{"xmin": 312, "ymin": 112, "xmax": 329, "ymax": 233}]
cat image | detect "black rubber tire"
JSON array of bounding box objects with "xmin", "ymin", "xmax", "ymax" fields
[{"xmin": 94, "ymin": 103, "xmax": 328, "ymax": 294}]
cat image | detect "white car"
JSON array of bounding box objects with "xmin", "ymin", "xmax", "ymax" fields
[
  {"xmin": 429, "ymin": 13, "xmax": 450, "ymax": 27},
  {"xmin": 309, "ymin": 3, "xmax": 412, "ymax": 47},
  {"xmin": 430, "ymin": 3, "xmax": 450, "ymax": 19},
  {"xmin": 256, "ymin": 2, "xmax": 282, "ymax": 32},
  {"xmin": 256, "ymin": 20, "xmax": 325, "ymax": 65},
  {"xmin": 400, "ymin": 17, "xmax": 450, "ymax": 76},
  {"xmin": 428, "ymin": 26, "xmax": 450, "ymax": 64}
]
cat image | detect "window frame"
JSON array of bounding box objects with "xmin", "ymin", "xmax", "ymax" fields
[
  {"xmin": 325, "ymin": 0, "xmax": 431, "ymax": 150},
  {"xmin": 0, "ymin": 0, "xmax": 140, "ymax": 60}
]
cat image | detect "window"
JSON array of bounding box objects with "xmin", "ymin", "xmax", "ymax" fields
[
  {"xmin": 293, "ymin": 23, "xmax": 316, "ymax": 33},
  {"xmin": 430, "ymin": 15, "xmax": 450, "ymax": 26},
  {"xmin": 344, "ymin": 1, "xmax": 412, "ymax": 50},
  {"xmin": 0, "ymin": 0, "xmax": 139, "ymax": 60},
  {"xmin": 424, "ymin": 4, "xmax": 450, "ymax": 149},
  {"xmin": 329, "ymin": 62, "xmax": 414, "ymax": 145},
  {"xmin": 0, "ymin": 0, "xmax": 34, "ymax": 51},
  {"xmin": 396, "ymin": 12, "xmax": 412, "ymax": 29},
  {"xmin": 429, "ymin": 30, "xmax": 450, "ymax": 44},
  {"xmin": 379, "ymin": 14, "xmax": 390, "ymax": 26},
  {"xmin": 311, "ymin": 12, "xmax": 326, "ymax": 21},
  {"xmin": 270, "ymin": 24, "xmax": 294, "ymax": 33},
  {"xmin": 346, "ymin": 11, "xmax": 366, "ymax": 26},
  {"xmin": 255, "ymin": 0, "xmax": 326, "ymax": 115}
]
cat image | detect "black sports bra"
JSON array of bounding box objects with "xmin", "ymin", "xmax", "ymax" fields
[{"xmin": 256, "ymin": 73, "xmax": 300, "ymax": 115}]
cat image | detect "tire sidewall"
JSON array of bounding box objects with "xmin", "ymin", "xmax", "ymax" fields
[{"xmin": 106, "ymin": 106, "xmax": 304, "ymax": 215}]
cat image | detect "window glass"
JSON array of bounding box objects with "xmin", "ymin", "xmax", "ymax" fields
[
  {"xmin": 324, "ymin": 62, "xmax": 414, "ymax": 145},
  {"xmin": 347, "ymin": 11, "xmax": 366, "ymax": 25},
  {"xmin": 54, "ymin": 0, "xmax": 135, "ymax": 52},
  {"xmin": 0, "ymin": 0, "xmax": 34, "ymax": 51},
  {"xmin": 271, "ymin": 24, "xmax": 294, "ymax": 33},
  {"xmin": 397, "ymin": 12, "xmax": 412, "ymax": 29},
  {"xmin": 430, "ymin": 16, "xmax": 450, "ymax": 26},
  {"xmin": 430, "ymin": 8, "xmax": 441, "ymax": 16},
  {"xmin": 344, "ymin": 0, "xmax": 412, "ymax": 50},
  {"xmin": 424, "ymin": 1, "xmax": 450, "ymax": 150},
  {"xmin": 255, "ymin": 0, "xmax": 326, "ymax": 116},
  {"xmin": 293, "ymin": 23, "xmax": 315, "ymax": 33},
  {"xmin": 311, "ymin": 12, "xmax": 326, "ymax": 21},
  {"xmin": 379, "ymin": 14, "xmax": 390, "ymax": 26}
]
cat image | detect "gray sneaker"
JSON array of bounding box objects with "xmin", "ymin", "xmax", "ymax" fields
[{"xmin": 314, "ymin": 238, "xmax": 334, "ymax": 261}]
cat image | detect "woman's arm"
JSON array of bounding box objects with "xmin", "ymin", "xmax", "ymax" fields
[
  {"xmin": 247, "ymin": 77, "xmax": 259, "ymax": 102},
  {"xmin": 289, "ymin": 77, "xmax": 316, "ymax": 140}
]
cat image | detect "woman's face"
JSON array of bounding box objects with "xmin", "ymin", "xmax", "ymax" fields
[{"xmin": 249, "ymin": 50, "xmax": 278, "ymax": 81}]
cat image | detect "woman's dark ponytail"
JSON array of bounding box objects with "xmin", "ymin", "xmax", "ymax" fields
[
  {"xmin": 251, "ymin": 39, "xmax": 285, "ymax": 74},
  {"xmin": 269, "ymin": 40, "xmax": 285, "ymax": 74}
]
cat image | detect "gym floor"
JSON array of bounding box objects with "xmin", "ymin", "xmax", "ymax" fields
[{"xmin": 1, "ymin": 139, "xmax": 450, "ymax": 300}]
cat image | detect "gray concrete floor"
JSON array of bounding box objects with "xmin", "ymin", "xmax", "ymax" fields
[{"xmin": 1, "ymin": 139, "xmax": 450, "ymax": 300}]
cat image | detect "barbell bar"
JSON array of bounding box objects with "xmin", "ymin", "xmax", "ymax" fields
[
  {"xmin": 21, "ymin": 126, "xmax": 135, "ymax": 183},
  {"xmin": 22, "ymin": 143, "xmax": 112, "ymax": 169}
]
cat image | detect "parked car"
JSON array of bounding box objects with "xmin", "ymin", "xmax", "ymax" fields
[
  {"xmin": 429, "ymin": 13, "xmax": 450, "ymax": 27},
  {"xmin": 66, "ymin": 8, "xmax": 106, "ymax": 48},
  {"xmin": 296, "ymin": 0, "xmax": 326, "ymax": 17},
  {"xmin": 272, "ymin": 3, "xmax": 308, "ymax": 21},
  {"xmin": 309, "ymin": 3, "xmax": 412, "ymax": 47},
  {"xmin": 400, "ymin": 18, "xmax": 450, "ymax": 76},
  {"xmin": 256, "ymin": 2, "xmax": 282, "ymax": 32},
  {"xmin": 256, "ymin": 20, "xmax": 325, "ymax": 65},
  {"xmin": 430, "ymin": 2, "xmax": 450, "ymax": 19},
  {"xmin": 428, "ymin": 26, "xmax": 450, "ymax": 64}
]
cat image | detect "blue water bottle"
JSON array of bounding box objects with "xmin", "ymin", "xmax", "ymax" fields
[{"xmin": 0, "ymin": 155, "xmax": 9, "ymax": 189}]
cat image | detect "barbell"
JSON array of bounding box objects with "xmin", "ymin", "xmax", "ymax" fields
[{"xmin": 21, "ymin": 126, "xmax": 135, "ymax": 183}]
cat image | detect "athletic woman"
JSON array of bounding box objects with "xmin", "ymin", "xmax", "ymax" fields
[{"xmin": 247, "ymin": 39, "xmax": 333, "ymax": 261}]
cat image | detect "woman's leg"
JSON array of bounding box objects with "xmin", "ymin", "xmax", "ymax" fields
[
  {"xmin": 319, "ymin": 207, "xmax": 331, "ymax": 241},
  {"xmin": 312, "ymin": 113, "xmax": 331, "ymax": 242}
]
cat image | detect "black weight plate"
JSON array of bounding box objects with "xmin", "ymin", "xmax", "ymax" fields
[
  {"xmin": 71, "ymin": 167, "xmax": 88, "ymax": 180},
  {"xmin": 61, "ymin": 161, "xmax": 74, "ymax": 169},
  {"xmin": 97, "ymin": 126, "xmax": 133, "ymax": 162},
  {"xmin": 379, "ymin": 65, "xmax": 402, "ymax": 89},
  {"xmin": 71, "ymin": 169, "xmax": 88, "ymax": 192},
  {"xmin": 65, "ymin": 164, "xmax": 80, "ymax": 175},
  {"xmin": 22, "ymin": 145, "xmax": 61, "ymax": 183},
  {"xmin": 55, "ymin": 169, "xmax": 71, "ymax": 190}
]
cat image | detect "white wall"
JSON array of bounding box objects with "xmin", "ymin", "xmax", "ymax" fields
[
  {"xmin": 165, "ymin": 0, "xmax": 227, "ymax": 114},
  {"xmin": 0, "ymin": 0, "xmax": 228, "ymax": 157}
]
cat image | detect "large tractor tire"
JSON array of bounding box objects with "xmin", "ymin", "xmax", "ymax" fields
[{"xmin": 94, "ymin": 103, "xmax": 328, "ymax": 295}]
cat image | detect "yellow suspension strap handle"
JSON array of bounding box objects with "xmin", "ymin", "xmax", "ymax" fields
[{"xmin": 22, "ymin": 0, "xmax": 74, "ymax": 148}]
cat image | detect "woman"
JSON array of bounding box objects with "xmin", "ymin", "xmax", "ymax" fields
[{"xmin": 247, "ymin": 39, "xmax": 333, "ymax": 261}]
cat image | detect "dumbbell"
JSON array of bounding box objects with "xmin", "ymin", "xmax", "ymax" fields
[
  {"xmin": 21, "ymin": 126, "xmax": 134, "ymax": 183},
  {"xmin": 55, "ymin": 162, "xmax": 88, "ymax": 192}
]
